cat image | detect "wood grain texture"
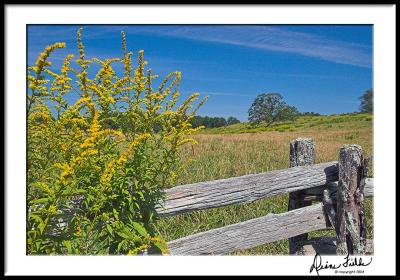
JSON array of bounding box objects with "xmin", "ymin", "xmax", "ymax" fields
[
  {"xmin": 156, "ymin": 161, "xmax": 339, "ymax": 217},
  {"xmin": 336, "ymin": 145, "xmax": 368, "ymax": 255},
  {"xmin": 289, "ymin": 138, "xmax": 316, "ymax": 168},
  {"xmin": 288, "ymin": 138, "xmax": 315, "ymax": 254},
  {"xmin": 167, "ymin": 203, "xmax": 328, "ymax": 255}
]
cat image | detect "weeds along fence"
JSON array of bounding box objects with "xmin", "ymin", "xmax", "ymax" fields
[{"xmin": 156, "ymin": 138, "xmax": 374, "ymax": 256}]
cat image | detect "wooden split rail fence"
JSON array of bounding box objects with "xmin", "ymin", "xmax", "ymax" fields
[{"xmin": 156, "ymin": 138, "xmax": 373, "ymax": 256}]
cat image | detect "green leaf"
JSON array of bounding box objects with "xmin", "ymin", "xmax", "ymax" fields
[
  {"xmin": 63, "ymin": 240, "xmax": 72, "ymax": 254},
  {"xmin": 35, "ymin": 241, "xmax": 41, "ymax": 252},
  {"xmin": 32, "ymin": 197, "xmax": 51, "ymax": 204},
  {"xmin": 117, "ymin": 240, "xmax": 126, "ymax": 253},
  {"xmin": 131, "ymin": 222, "xmax": 148, "ymax": 238},
  {"xmin": 29, "ymin": 214, "xmax": 43, "ymax": 224},
  {"xmin": 116, "ymin": 231, "xmax": 131, "ymax": 240},
  {"xmin": 38, "ymin": 219, "xmax": 48, "ymax": 235},
  {"xmin": 112, "ymin": 208, "xmax": 119, "ymax": 220},
  {"xmin": 122, "ymin": 189, "xmax": 129, "ymax": 196},
  {"xmin": 106, "ymin": 224, "xmax": 113, "ymax": 235},
  {"xmin": 152, "ymin": 241, "xmax": 167, "ymax": 254},
  {"xmin": 74, "ymin": 189, "xmax": 87, "ymax": 194},
  {"xmin": 137, "ymin": 191, "xmax": 145, "ymax": 201},
  {"xmin": 27, "ymin": 230, "xmax": 37, "ymax": 240}
]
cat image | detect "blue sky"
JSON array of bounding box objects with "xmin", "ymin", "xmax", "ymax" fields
[{"xmin": 27, "ymin": 25, "xmax": 373, "ymax": 121}]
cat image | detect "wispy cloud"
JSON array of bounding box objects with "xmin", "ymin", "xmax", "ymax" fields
[
  {"xmin": 237, "ymin": 69, "xmax": 358, "ymax": 80},
  {"xmin": 27, "ymin": 25, "xmax": 372, "ymax": 68},
  {"xmin": 126, "ymin": 25, "xmax": 372, "ymax": 68}
]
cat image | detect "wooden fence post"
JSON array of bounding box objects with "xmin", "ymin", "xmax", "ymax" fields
[
  {"xmin": 288, "ymin": 138, "xmax": 315, "ymax": 255},
  {"xmin": 336, "ymin": 144, "xmax": 367, "ymax": 255}
]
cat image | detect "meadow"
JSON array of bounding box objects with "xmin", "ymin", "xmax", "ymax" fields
[{"xmin": 155, "ymin": 113, "xmax": 373, "ymax": 255}]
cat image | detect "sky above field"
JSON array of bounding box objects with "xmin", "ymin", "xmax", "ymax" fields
[{"xmin": 27, "ymin": 25, "xmax": 373, "ymax": 121}]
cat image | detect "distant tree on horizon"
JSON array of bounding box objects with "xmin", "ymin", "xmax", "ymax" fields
[
  {"xmin": 227, "ymin": 116, "xmax": 240, "ymax": 125},
  {"xmin": 359, "ymin": 88, "xmax": 373, "ymax": 113},
  {"xmin": 190, "ymin": 115, "xmax": 228, "ymax": 128},
  {"xmin": 248, "ymin": 93, "xmax": 300, "ymax": 127},
  {"xmin": 301, "ymin": 112, "xmax": 321, "ymax": 116}
]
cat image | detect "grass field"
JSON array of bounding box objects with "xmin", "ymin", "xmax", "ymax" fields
[{"xmin": 155, "ymin": 113, "xmax": 373, "ymax": 255}]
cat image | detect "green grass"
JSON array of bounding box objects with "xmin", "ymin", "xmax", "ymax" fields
[
  {"xmin": 155, "ymin": 113, "xmax": 373, "ymax": 255},
  {"xmin": 197, "ymin": 113, "xmax": 373, "ymax": 134}
]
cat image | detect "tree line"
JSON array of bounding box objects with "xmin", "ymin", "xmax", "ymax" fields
[{"xmin": 190, "ymin": 116, "xmax": 240, "ymax": 128}]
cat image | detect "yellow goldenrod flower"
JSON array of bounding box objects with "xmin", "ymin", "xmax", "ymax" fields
[
  {"xmin": 76, "ymin": 225, "xmax": 82, "ymax": 237},
  {"xmin": 127, "ymin": 244, "xmax": 150, "ymax": 255},
  {"xmin": 34, "ymin": 42, "xmax": 66, "ymax": 75},
  {"xmin": 48, "ymin": 205, "xmax": 57, "ymax": 214}
]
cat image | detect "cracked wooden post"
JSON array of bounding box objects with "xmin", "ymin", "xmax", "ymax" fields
[
  {"xmin": 336, "ymin": 144, "xmax": 367, "ymax": 255},
  {"xmin": 288, "ymin": 138, "xmax": 315, "ymax": 255}
]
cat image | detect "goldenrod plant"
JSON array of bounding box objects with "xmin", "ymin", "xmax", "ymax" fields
[{"xmin": 27, "ymin": 28, "xmax": 207, "ymax": 255}]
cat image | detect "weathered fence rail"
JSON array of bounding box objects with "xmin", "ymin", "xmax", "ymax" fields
[
  {"xmin": 156, "ymin": 161, "xmax": 339, "ymax": 217},
  {"xmin": 156, "ymin": 138, "xmax": 373, "ymax": 256}
]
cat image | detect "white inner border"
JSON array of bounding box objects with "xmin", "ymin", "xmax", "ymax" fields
[{"xmin": 5, "ymin": 4, "xmax": 396, "ymax": 276}]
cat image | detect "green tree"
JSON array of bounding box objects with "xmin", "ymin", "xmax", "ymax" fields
[
  {"xmin": 212, "ymin": 117, "xmax": 227, "ymax": 128},
  {"xmin": 227, "ymin": 116, "xmax": 240, "ymax": 125},
  {"xmin": 359, "ymin": 88, "xmax": 373, "ymax": 113},
  {"xmin": 189, "ymin": 116, "xmax": 204, "ymax": 128},
  {"xmin": 301, "ymin": 111, "xmax": 321, "ymax": 116},
  {"xmin": 248, "ymin": 93, "xmax": 299, "ymax": 127},
  {"xmin": 189, "ymin": 115, "xmax": 229, "ymax": 128}
]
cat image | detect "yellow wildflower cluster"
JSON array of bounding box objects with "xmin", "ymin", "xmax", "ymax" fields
[
  {"xmin": 33, "ymin": 42, "xmax": 66, "ymax": 75},
  {"xmin": 149, "ymin": 236, "xmax": 170, "ymax": 254},
  {"xmin": 127, "ymin": 244, "xmax": 150, "ymax": 255},
  {"xmin": 27, "ymin": 42, "xmax": 67, "ymax": 111},
  {"xmin": 27, "ymin": 27, "xmax": 206, "ymax": 256},
  {"xmin": 76, "ymin": 224, "xmax": 82, "ymax": 237},
  {"xmin": 48, "ymin": 205, "xmax": 58, "ymax": 214},
  {"xmin": 57, "ymin": 163, "xmax": 75, "ymax": 185}
]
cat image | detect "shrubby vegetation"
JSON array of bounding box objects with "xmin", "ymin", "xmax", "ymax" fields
[{"xmin": 27, "ymin": 28, "xmax": 206, "ymax": 255}]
